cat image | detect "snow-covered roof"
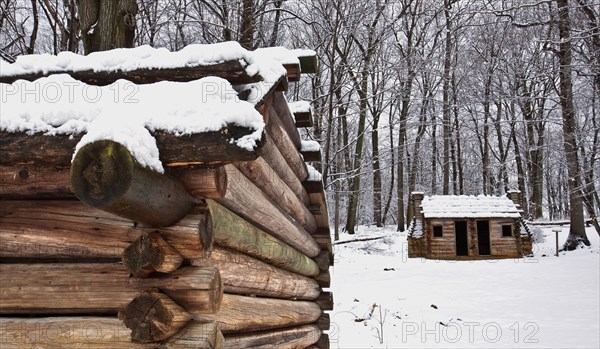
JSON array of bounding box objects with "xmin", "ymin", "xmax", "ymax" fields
[
  {"xmin": 301, "ymin": 140, "xmax": 320, "ymax": 152},
  {"xmin": 288, "ymin": 101, "xmax": 312, "ymax": 114},
  {"xmin": 306, "ymin": 164, "xmax": 323, "ymax": 182},
  {"xmin": 0, "ymin": 42, "xmax": 286, "ymax": 84},
  {"xmin": 421, "ymin": 195, "xmax": 522, "ymax": 219},
  {"xmin": 1, "ymin": 74, "xmax": 264, "ymax": 173},
  {"xmin": 254, "ymin": 47, "xmax": 316, "ymax": 66}
]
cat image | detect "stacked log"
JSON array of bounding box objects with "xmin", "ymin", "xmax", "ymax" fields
[{"xmin": 0, "ymin": 46, "xmax": 331, "ymax": 349}]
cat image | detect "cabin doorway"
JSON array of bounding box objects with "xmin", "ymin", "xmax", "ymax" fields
[
  {"xmin": 477, "ymin": 220, "xmax": 491, "ymax": 256},
  {"xmin": 455, "ymin": 221, "xmax": 469, "ymax": 256}
]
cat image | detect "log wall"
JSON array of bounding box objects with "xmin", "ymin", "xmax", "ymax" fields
[{"xmin": 0, "ymin": 46, "xmax": 331, "ymax": 349}]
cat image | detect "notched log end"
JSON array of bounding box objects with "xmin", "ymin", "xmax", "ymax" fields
[
  {"xmin": 71, "ymin": 140, "xmax": 133, "ymax": 207},
  {"xmin": 120, "ymin": 290, "xmax": 191, "ymax": 343}
]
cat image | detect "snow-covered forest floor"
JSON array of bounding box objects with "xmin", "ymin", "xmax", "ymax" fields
[{"xmin": 329, "ymin": 226, "xmax": 600, "ymax": 348}]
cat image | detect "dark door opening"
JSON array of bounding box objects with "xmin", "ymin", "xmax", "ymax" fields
[
  {"xmin": 455, "ymin": 221, "xmax": 469, "ymax": 256},
  {"xmin": 477, "ymin": 220, "xmax": 491, "ymax": 256}
]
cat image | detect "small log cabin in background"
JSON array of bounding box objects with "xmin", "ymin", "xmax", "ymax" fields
[
  {"xmin": 0, "ymin": 43, "xmax": 332, "ymax": 349},
  {"xmin": 408, "ymin": 191, "xmax": 533, "ymax": 259}
]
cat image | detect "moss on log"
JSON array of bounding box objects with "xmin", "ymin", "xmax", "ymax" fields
[{"xmin": 70, "ymin": 140, "xmax": 194, "ymax": 227}]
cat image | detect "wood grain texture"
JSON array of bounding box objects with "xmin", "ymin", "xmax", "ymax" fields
[
  {"xmin": 217, "ymin": 165, "xmax": 319, "ymax": 257},
  {"xmin": 207, "ymin": 200, "xmax": 319, "ymax": 277},
  {"xmin": 0, "ymin": 126, "xmax": 263, "ymax": 167},
  {"xmin": 195, "ymin": 294, "xmax": 321, "ymax": 334},
  {"xmin": 271, "ymin": 92, "xmax": 302, "ymax": 150},
  {"xmin": 0, "ymin": 164, "xmax": 73, "ymax": 199},
  {"xmin": 194, "ymin": 247, "xmax": 320, "ymax": 300},
  {"xmin": 0, "ymin": 264, "xmax": 222, "ymax": 315},
  {"xmin": 175, "ymin": 167, "xmax": 228, "ymax": 199},
  {"xmin": 234, "ymin": 157, "xmax": 317, "ymax": 233},
  {"xmin": 223, "ymin": 324, "xmax": 320, "ymax": 349},
  {"xmin": 0, "ymin": 201, "xmax": 209, "ymax": 260},
  {"xmin": 120, "ymin": 291, "xmax": 191, "ymax": 343},
  {"xmin": 70, "ymin": 140, "xmax": 194, "ymax": 227},
  {"xmin": 0, "ymin": 317, "xmax": 223, "ymax": 349},
  {"xmin": 122, "ymin": 232, "xmax": 184, "ymax": 277},
  {"xmin": 260, "ymin": 133, "xmax": 310, "ymax": 206},
  {"xmin": 265, "ymin": 105, "xmax": 308, "ymax": 181}
]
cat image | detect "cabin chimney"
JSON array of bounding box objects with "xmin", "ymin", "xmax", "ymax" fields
[
  {"xmin": 411, "ymin": 192, "xmax": 425, "ymax": 221},
  {"xmin": 507, "ymin": 190, "xmax": 523, "ymax": 212}
]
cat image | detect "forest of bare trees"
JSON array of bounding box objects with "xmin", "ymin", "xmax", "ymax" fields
[{"xmin": 1, "ymin": 0, "xmax": 598, "ymax": 249}]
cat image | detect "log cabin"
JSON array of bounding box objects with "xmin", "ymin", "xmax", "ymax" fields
[
  {"xmin": 0, "ymin": 42, "xmax": 331, "ymax": 349},
  {"xmin": 407, "ymin": 191, "xmax": 533, "ymax": 259}
]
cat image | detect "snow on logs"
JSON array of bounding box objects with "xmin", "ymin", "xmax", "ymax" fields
[
  {"xmin": 0, "ymin": 44, "xmax": 330, "ymax": 348},
  {"xmin": 0, "ymin": 42, "xmax": 289, "ymax": 87}
]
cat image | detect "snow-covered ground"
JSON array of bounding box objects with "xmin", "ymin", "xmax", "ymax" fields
[{"xmin": 329, "ymin": 225, "xmax": 600, "ymax": 348}]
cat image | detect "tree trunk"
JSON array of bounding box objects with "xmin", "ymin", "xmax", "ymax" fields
[
  {"xmin": 77, "ymin": 0, "xmax": 137, "ymax": 54},
  {"xmin": 372, "ymin": 112, "xmax": 383, "ymax": 227},
  {"xmin": 442, "ymin": 0, "xmax": 453, "ymax": 195},
  {"xmin": 345, "ymin": 74, "xmax": 369, "ymax": 234},
  {"xmin": 556, "ymin": 0, "xmax": 591, "ymax": 249},
  {"xmin": 239, "ymin": 0, "xmax": 254, "ymax": 49}
]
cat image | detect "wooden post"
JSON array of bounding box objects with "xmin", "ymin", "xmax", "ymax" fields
[
  {"xmin": 70, "ymin": 140, "xmax": 194, "ymax": 227},
  {"xmin": 218, "ymin": 164, "xmax": 319, "ymax": 257},
  {"xmin": 0, "ymin": 264, "xmax": 222, "ymax": 315},
  {"xmin": 234, "ymin": 157, "xmax": 317, "ymax": 233},
  {"xmin": 122, "ymin": 232, "xmax": 184, "ymax": 277},
  {"xmin": 0, "ymin": 317, "xmax": 223, "ymax": 349},
  {"xmin": 553, "ymin": 228, "xmax": 561, "ymax": 257},
  {"xmin": 223, "ymin": 324, "xmax": 320, "ymax": 349},
  {"xmin": 119, "ymin": 291, "xmax": 191, "ymax": 343},
  {"xmin": 195, "ymin": 294, "xmax": 322, "ymax": 333},
  {"xmin": 194, "ymin": 247, "xmax": 320, "ymax": 300},
  {"xmin": 206, "ymin": 200, "xmax": 319, "ymax": 277},
  {"xmin": 0, "ymin": 201, "xmax": 210, "ymax": 260}
]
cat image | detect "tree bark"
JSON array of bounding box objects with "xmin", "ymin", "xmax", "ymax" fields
[
  {"xmin": 78, "ymin": 0, "xmax": 137, "ymax": 54},
  {"xmin": 442, "ymin": 0, "xmax": 453, "ymax": 195},
  {"xmin": 555, "ymin": 0, "xmax": 591, "ymax": 249}
]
